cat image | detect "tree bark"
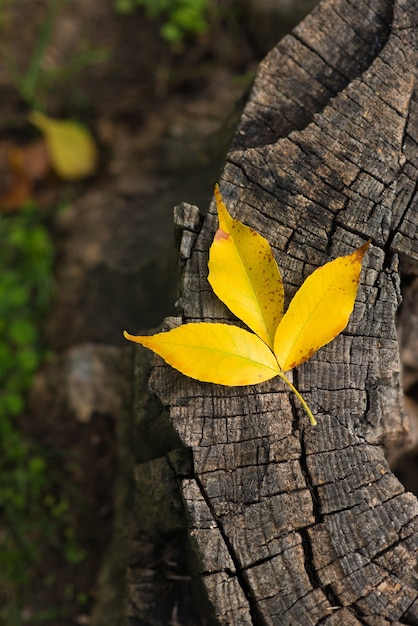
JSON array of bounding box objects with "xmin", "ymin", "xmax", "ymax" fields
[{"xmin": 129, "ymin": 0, "xmax": 418, "ymax": 623}]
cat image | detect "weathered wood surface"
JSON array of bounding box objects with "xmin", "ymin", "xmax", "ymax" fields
[{"xmin": 139, "ymin": 0, "xmax": 418, "ymax": 623}]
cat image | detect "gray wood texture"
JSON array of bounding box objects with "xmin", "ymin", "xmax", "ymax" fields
[{"xmin": 144, "ymin": 0, "xmax": 418, "ymax": 623}]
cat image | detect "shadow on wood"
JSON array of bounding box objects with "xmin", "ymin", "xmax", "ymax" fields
[{"xmin": 128, "ymin": 0, "xmax": 418, "ymax": 623}]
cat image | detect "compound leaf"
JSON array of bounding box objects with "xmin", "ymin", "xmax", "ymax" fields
[{"xmin": 124, "ymin": 184, "xmax": 370, "ymax": 425}]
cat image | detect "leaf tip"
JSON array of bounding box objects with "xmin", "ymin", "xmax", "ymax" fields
[
  {"xmin": 355, "ymin": 239, "xmax": 371, "ymax": 261},
  {"xmin": 28, "ymin": 110, "xmax": 46, "ymax": 128},
  {"xmin": 213, "ymin": 183, "xmax": 231, "ymax": 232},
  {"xmin": 214, "ymin": 183, "xmax": 225, "ymax": 213},
  {"xmin": 123, "ymin": 330, "xmax": 142, "ymax": 344}
]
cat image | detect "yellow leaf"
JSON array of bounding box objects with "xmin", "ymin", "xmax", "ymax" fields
[
  {"xmin": 123, "ymin": 182, "xmax": 370, "ymax": 426},
  {"xmin": 124, "ymin": 323, "xmax": 280, "ymax": 386},
  {"xmin": 274, "ymin": 242, "xmax": 370, "ymax": 372},
  {"xmin": 208, "ymin": 184, "xmax": 284, "ymax": 349},
  {"xmin": 29, "ymin": 111, "xmax": 97, "ymax": 180}
]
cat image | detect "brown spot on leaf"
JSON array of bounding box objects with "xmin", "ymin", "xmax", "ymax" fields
[{"xmin": 215, "ymin": 228, "xmax": 230, "ymax": 241}]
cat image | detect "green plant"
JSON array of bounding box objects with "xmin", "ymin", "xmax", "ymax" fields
[
  {"xmin": 0, "ymin": 204, "xmax": 51, "ymax": 582},
  {"xmin": 0, "ymin": 203, "xmax": 53, "ymax": 409},
  {"xmin": 115, "ymin": 0, "xmax": 210, "ymax": 43},
  {"xmin": 0, "ymin": 203, "xmax": 87, "ymax": 624}
]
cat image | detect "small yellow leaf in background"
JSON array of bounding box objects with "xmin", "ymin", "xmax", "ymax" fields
[
  {"xmin": 274, "ymin": 242, "xmax": 370, "ymax": 372},
  {"xmin": 29, "ymin": 111, "xmax": 97, "ymax": 180},
  {"xmin": 208, "ymin": 184, "xmax": 284, "ymax": 349},
  {"xmin": 123, "ymin": 323, "xmax": 280, "ymax": 386}
]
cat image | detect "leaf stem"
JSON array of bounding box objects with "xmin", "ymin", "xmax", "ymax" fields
[{"xmin": 278, "ymin": 371, "xmax": 317, "ymax": 426}]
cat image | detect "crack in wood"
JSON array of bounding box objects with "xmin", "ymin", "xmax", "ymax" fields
[{"xmin": 192, "ymin": 474, "xmax": 267, "ymax": 626}]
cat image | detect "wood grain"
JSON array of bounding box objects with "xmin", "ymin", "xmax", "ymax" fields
[{"xmin": 137, "ymin": 0, "xmax": 418, "ymax": 623}]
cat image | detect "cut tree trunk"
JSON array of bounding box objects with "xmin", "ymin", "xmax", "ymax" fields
[{"xmin": 127, "ymin": 0, "xmax": 418, "ymax": 624}]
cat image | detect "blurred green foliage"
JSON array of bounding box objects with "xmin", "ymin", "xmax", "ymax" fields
[
  {"xmin": 114, "ymin": 0, "xmax": 210, "ymax": 43},
  {"xmin": 0, "ymin": 205, "xmax": 85, "ymax": 623},
  {"xmin": 0, "ymin": 204, "xmax": 52, "ymax": 423}
]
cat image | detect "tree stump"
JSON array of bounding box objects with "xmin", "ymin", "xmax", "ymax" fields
[{"xmin": 128, "ymin": 0, "xmax": 418, "ymax": 623}]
